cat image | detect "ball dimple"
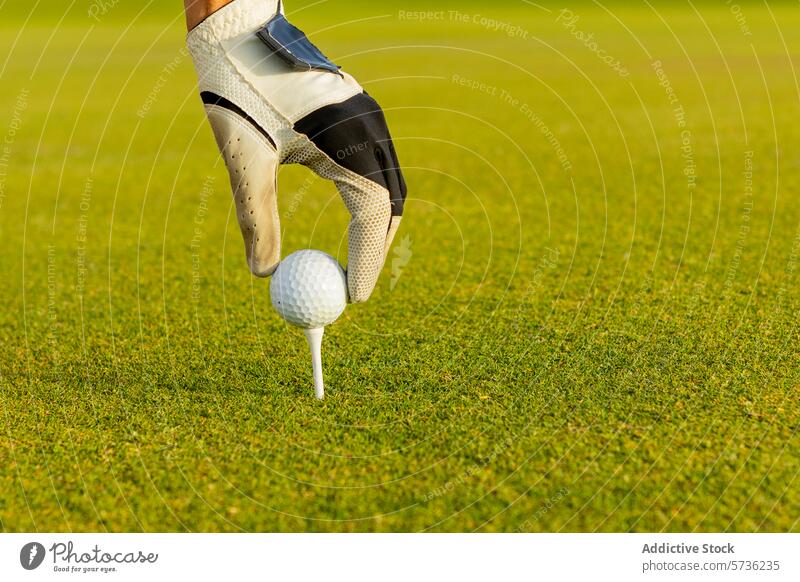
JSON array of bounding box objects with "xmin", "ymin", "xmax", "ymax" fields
[{"xmin": 270, "ymin": 250, "xmax": 348, "ymax": 329}]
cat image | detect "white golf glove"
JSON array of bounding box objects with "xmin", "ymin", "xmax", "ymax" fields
[{"xmin": 187, "ymin": 0, "xmax": 407, "ymax": 302}]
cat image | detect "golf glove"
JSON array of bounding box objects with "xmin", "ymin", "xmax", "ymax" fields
[{"xmin": 187, "ymin": 0, "xmax": 407, "ymax": 302}]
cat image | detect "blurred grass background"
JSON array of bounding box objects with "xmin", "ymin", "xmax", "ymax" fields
[{"xmin": 0, "ymin": 0, "xmax": 798, "ymax": 531}]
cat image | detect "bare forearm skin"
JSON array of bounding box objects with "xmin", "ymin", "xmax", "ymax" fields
[{"xmin": 183, "ymin": 0, "xmax": 236, "ymax": 31}]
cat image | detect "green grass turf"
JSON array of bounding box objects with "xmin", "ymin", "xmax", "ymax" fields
[{"xmin": 0, "ymin": 0, "xmax": 798, "ymax": 532}]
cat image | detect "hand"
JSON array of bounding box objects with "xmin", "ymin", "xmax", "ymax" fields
[{"xmin": 187, "ymin": 0, "xmax": 406, "ymax": 302}]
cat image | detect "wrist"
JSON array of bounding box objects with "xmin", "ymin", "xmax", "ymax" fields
[{"xmin": 184, "ymin": 0, "xmax": 237, "ymax": 32}]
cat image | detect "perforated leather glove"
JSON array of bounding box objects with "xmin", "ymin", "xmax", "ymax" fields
[{"xmin": 187, "ymin": 0, "xmax": 406, "ymax": 302}]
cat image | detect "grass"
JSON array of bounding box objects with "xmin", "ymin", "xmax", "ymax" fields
[{"xmin": 0, "ymin": 0, "xmax": 798, "ymax": 532}]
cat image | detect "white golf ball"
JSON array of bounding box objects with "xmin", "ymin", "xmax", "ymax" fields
[{"xmin": 270, "ymin": 250, "xmax": 348, "ymax": 329}]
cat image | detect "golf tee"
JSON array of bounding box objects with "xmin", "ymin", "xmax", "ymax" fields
[{"xmin": 303, "ymin": 327, "xmax": 325, "ymax": 399}]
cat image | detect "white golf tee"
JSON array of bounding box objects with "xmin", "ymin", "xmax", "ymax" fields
[{"xmin": 303, "ymin": 327, "xmax": 326, "ymax": 399}]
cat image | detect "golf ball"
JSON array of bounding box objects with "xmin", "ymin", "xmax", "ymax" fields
[{"xmin": 270, "ymin": 250, "xmax": 348, "ymax": 329}]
